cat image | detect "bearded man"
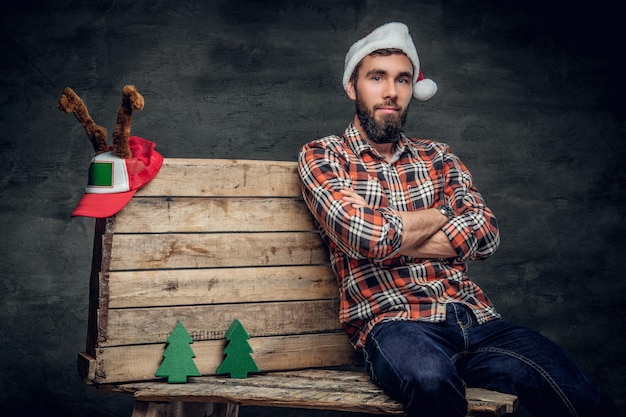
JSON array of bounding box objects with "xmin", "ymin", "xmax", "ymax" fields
[{"xmin": 297, "ymin": 22, "xmax": 617, "ymax": 417}]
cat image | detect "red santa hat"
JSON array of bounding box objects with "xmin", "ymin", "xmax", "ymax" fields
[{"xmin": 343, "ymin": 22, "xmax": 437, "ymax": 101}]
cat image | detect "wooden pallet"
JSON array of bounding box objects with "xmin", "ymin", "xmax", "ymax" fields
[{"xmin": 79, "ymin": 158, "xmax": 518, "ymax": 416}]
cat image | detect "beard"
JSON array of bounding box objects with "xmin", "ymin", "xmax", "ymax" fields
[{"xmin": 355, "ymin": 96, "xmax": 408, "ymax": 144}]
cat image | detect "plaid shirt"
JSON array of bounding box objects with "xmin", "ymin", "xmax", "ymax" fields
[{"xmin": 298, "ymin": 124, "xmax": 501, "ymax": 348}]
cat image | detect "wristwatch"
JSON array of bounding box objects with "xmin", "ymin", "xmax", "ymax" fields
[{"xmin": 437, "ymin": 204, "xmax": 455, "ymax": 220}]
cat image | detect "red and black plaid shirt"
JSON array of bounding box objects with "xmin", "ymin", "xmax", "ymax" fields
[{"xmin": 298, "ymin": 124, "xmax": 501, "ymax": 348}]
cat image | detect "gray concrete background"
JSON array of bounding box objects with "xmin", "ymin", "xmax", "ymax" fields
[{"xmin": 1, "ymin": 1, "xmax": 624, "ymax": 416}]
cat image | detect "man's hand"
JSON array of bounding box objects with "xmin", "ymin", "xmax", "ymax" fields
[{"xmin": 340, "ymin": 188, "xmax": 369, "ymax": 209}]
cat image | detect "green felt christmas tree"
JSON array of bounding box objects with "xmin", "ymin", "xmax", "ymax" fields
[
  {"xmin": 216, "ymin": 319, "xmax": 259, "ymax": 378},
  {"xmin": 155, "ymin": 321, "xmax": 202, "ymax": 383}
]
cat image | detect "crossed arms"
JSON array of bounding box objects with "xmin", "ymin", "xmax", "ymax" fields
[
  {"xmin": 298, "ymin": 138, "xmax": 500, "ymax": 263},
  {"xmin": 340, "ymin": 188, "xmax": 456, "ymax": 258}
]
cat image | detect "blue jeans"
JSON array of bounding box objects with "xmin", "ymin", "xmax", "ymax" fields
[{"xmin": 363, "ymin": 303, "xmax": 617, "ymax": 417}]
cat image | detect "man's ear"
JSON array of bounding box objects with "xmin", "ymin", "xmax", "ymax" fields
[{"xmin": 346, "ymin": 80, "xmax": 357, "ymax": 101}]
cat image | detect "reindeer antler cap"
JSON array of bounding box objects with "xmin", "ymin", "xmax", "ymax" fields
[
  {"xmin": 59, "ymin": 86, "xmax": 163, "ymax": 218},
  {"xmin": 71, "ymin": 136, "xmax": 163, "ymax": 218}
]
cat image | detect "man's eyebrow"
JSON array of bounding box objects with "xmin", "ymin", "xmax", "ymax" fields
[
  {"xmin": 364, "ymin": 69, "xmax": 413, "ymax": 79},
  {"xmin": 365, "ymin": 69, "xmax": 387, "ymax": 77}
]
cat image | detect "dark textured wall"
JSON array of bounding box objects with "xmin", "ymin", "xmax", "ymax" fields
[{"xmin": 1, "ymin": 1, "xmax": 624, "ymax": 416}]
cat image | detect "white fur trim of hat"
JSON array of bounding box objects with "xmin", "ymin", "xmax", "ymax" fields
[{"xmin": 343, "ymin": 22, "xmax": 437, "ymax": 101}]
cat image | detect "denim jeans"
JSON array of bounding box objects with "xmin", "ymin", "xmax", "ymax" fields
[{"xmin": 363, "ymin": 303, "xmax": 617, "ymax": 417}]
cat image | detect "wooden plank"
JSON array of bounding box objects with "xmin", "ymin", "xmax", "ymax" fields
[
  {"xmin": 127, "ymin": 379, "xmax": 402, "ymax": 415},
  {"xmin": 86, "ymin": 218, "xmax": 110, "ymax": 355},
  {"xmin": 108, "ymin": 265, "xmax": 337, "ymax": 308},
  {"xmin": 78, "ymin": 351, "xmax": 97, "ymax": 382},
  {"xmin": 136, "ymin": 159, "xmax": 302, "ymax": 198},
  {"xmin": 109, "ymin": 232, "xmax": 328, "ymax": 271},
  {"xmin": 115, "ymin": 197, "xmax": 315, "ymax": 233},
  {"xmin": 92, "ymin": 333, "xmax": 360, "ymax": 384},
  {"xmin": 101, "ymin": 300, "xmax": 342, "ymax": 346},
  {"xmin": 259, "ymin": 369, "xmax": 514, "ymax": 414},
  {"xmin": 89, "ymin": 217, "xmax": 116, "ymax": 348},
  {"xmin": 115, "ymin": 370, "xmax": 517, "ymax": 415},
  {"xmin": 464, "ymin": 388, "xmax": 519, "ymax": 416}
]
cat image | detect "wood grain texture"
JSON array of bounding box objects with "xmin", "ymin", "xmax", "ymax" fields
[
  {"xmin": 102, "ymin": 300, "xmax": 342, "ymax": 346},
  {"xmin": 109, "ymin": 231, "xmax": 328, "ymax": 270},
  {"xmin": 116, "ymin": 370, "xmax": 519, "ymax": 416},
  {"xmin": 135, "ymin": 159, "xmax": 302, "ymax": 198},
  {"xmin": 115, "ymin": 197, "xmax": 315, "ymax": 233},
  {"xmin": 89, "ymin": 333, "xmax": 360, "ymax": 384},
  {"xmin": 107, "ymin": 265, "xmax": 336, "ymax": 308}
]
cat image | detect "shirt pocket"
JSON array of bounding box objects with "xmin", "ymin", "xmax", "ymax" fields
[
  {"xmin": 351, "ymin": 173, "xmax": 386, "ymax": 208},
  {"xmin": 407, "ymin": 179, "xmax": 435, "ymax": 210}
]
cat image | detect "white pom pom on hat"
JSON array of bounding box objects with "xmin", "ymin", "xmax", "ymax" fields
[
  {"xmin": 414, "ymin": 69, "xmax": 437, "ymax": 101},
  {"xmin": 343, "ymin": 22, "xmax": 437, "ymax": 101}
]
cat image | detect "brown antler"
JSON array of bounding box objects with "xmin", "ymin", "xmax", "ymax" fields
[
  {"xmin": 58, "ymin": 87, "xmax": 109, "ymax": 154},
  {"xmin": 112, "ymin": 85, "xmax": 144, "ymax": 159}
]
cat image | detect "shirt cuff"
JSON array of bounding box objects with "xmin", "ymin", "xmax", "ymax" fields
[
  {"xmin": 376, "ymin": 207, "xmax": 404, "ymax": 257},
  {"xmin": 441, "ymin": 215, "xmax": 477, "ymax": 261}
]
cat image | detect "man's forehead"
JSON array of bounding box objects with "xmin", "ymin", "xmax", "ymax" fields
[{"xmin": 359, "ymin": 53, "xmax": 414, "ymax": 76}]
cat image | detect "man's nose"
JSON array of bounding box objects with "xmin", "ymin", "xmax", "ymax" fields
[{"xmin": 383, "ymin": 80, "xmax": 398, "ymax": 100}]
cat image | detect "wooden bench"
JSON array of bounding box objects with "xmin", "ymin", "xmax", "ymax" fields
[{"xmin": 78, "ymin": 158, "xmax": 519, "ymax": 417}]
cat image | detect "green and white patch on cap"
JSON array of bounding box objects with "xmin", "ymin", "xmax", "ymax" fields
[{"xmin": 85, "ymin": 151, "xmax": 131, "ymax": 194}]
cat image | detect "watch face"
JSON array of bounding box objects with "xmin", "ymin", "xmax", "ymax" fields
[{"xmin": 440, "ymin": 205, "xmax": 454, "ymax": 219}]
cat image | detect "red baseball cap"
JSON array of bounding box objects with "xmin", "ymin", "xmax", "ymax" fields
[{"xmin": 72, "ymin": 136, "xmax": 163, "ymax": 218}]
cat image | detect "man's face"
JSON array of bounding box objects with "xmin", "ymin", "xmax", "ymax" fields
[{"xmin": 347, "ymin": 53, "xmax": 413, "ymax": 144}]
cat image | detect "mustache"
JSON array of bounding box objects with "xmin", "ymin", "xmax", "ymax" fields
[{"xmin": 373, "ymin": 101, "xmax": 402, "ymax": 112}]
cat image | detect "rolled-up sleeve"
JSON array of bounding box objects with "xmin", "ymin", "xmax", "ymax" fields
[
  {"xmin": 298, "ymin": 139, "xmax": 403, "ymax": 261},
  {"xmin": 439, "ymin": 149, "xmax": 500, "ymax": 261}
]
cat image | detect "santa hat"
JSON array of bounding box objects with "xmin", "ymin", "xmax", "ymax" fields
[
  {"xmin": 72, "ymin": 136, "xmax": 163, "ymax": 218},
  {"xmin": 343, "ymin": 22, "xmax": 437, "ymax": 101}
]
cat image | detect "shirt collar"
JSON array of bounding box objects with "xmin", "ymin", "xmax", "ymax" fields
[{"xmin": 343, "ymin": 123, "xmax": 419, "ymax": 160}]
